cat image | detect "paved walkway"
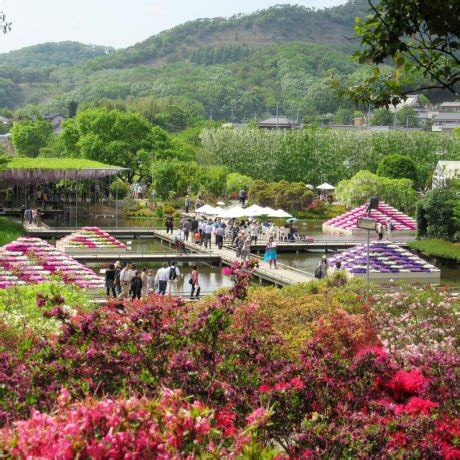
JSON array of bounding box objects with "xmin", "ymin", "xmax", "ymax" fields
[{"xmin": 154, "ymin": 229, "xmax": 314, "ymax": 286}]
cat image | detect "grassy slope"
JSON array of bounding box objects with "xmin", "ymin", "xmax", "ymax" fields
[
  {"xmin": 6, "ymin": 157, "xmax": 119, "ymax": 170},
  {"xmin": 0, "ymin": 217, "xmax": 25, "ymax": 246},
  {"xmin": 407, "ymin": 239, "xmax": 460, "ymax": 262}
]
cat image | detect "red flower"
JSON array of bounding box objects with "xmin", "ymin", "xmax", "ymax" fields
[
  {"xmin": 385, "ymin": 369, "xmax": 429, "ymax": 397},
  {"xmin": 274, "ymin": 381, "xmax": 289, "ymax": 392},
  {"xmin": 402, "ymin": 397, "xmax": 438, "ymax": 415},
  {"xmin": 289, "ymin": 377, "xmax": 305, "ymax": 390},
  {"xmin": 259, "ymin": 384, "xmax": 272, "ymax": 393}
]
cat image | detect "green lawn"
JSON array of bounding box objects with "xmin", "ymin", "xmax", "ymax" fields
[
  {"xmin": 6, "ymin": 157, "xmax": 119, "ymax": 170},
  {"xmin": 407, "ymin": 239, "xmax": 460, "ymax": 263},
  {"xmin": 0, "ymin": 217, "xmax": 25, "ymax": 246}
]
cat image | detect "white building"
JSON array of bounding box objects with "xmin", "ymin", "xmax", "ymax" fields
[
  {"xmin": 432, "ymin": 161, "xmax": 460, "ymax": 188},
  {"xmin": 432, "ymin": 112, "xmax": 460, "ymax": 132},
  {"xmin": 389, "ymin": 94, "xmax": 433, "ymax": 125}
]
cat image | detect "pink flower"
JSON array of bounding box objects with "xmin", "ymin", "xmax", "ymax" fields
[
  {"xmin": 246, "ymin": 407, "xmax": 270, "ymax": 427},
  {"xmin": 402, "ymin": 397, "xmax": 438, "ymax": 415},
  {"xmin": 258, "ymin": 384, "xmax": 272, "ymax": 393},
  {"xmin": 221, "ymin": 266, "xmax": 232, "ymax": 276},
  {"xmin": 274, "ymin": 381, "xmax": 289, "ymax": 392},
  {"xmin": 289, "ymin": 377, "xmax": 305, "ymax": 390},
  {"xmin": 385, "ymin": 369, "xmax": 429, "ymax": 397}
]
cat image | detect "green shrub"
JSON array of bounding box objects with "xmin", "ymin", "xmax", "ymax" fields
[
  {"xmin": 225, "ymin": 172, "xmax": 254, "ymax": 194},
  {"xmin": 164, "ymin": 205, "xmax": 175, "ymax": 215},
  {"xmin": 416, "ymin": 187, "xmax": 458, "ymax": 239},
  {"xmin": 110, "ymin": 180, "xmax": 130, "ymax": 200},
  {"xmin": 377, "ymin": 154, "xmax": 418, "ymax": 185},
  {"xmin": 155, "ymin": 206, "xmax": 165, "ymax": 218}
]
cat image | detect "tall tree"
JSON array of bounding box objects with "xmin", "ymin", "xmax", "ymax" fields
[
  {"xmin": 10, "ymin": 119, "xmax": 53, "ymax": 157},
  {"xmin": 337, "ymin": 0, "xmax": 459, "ymax": 107}
]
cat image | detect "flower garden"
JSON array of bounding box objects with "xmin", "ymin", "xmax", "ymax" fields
[
  {"xmin": 56, "ymin": 227, "xmax": 126, "ymax": 252},
  {"xmin": 323, "ymin": 202, "xmax": 417, "ymax": 235},
  {"xmin": 0, "ymin": 261, "xmax": 458, "ymax": 458},
  {"xmin": 0, "ymin": 237, "xmax": 104, "ymax": 290},
  {"xmin": 329, "ymin": 241, "xmax": 441, "ymax": 283}
]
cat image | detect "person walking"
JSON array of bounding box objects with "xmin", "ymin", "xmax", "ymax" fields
[
  {"xmin": 239, "ymin": 189, "xmax": 247, "ymax": 207},
  {"xmin": 215, "ymin": 225, "xmax": 224, "ymax": 250},
  {"xmin": 168, "ymin": 261, "xmax": 180, "ymax": 295},
  {"xmin": 190, "ymin": 265, "xmax": 200, "ymax": 299},
  {"xmin": 182, "ymin": 219, "xmax": 191, "ymax": 242},
  {"xmin": 250, "ymin": 221, "xmax": 259, "ymax": 244},
  {"xmin": 316, "ymin": 255, "xmax": 329, "ymax": 279},
  {"xmin": 385, "ymin": 219, "xmax": 393, "ymax": 241},
  {"xmin": 130, "ymin": 271, "xmax": 143, "ymax": 300},
  {"xmin": 24, "ymin": 207, "xmax": 33, "ymax": 225},
  {"xmin": 105, "ymin": 263, "xmax": 117, "ymax": 298},
  {"xmin": 184, "ymin": 194, "xmax": 191, "ymax": 214},
  {"xmin": 263, "ymin": 237, "xmax": 278, "ymax": 269},
  {"xmin": 165, "ymin": 214, "xmax": 174, "ymax": 234},
  {"xmin": 147, "ymin": 269, "xmax": 156, "ymax": 294},
  {"xmin": 114, "ymin": 261, "xmax": 122, "ymax": 296},
  {"xmin": 119, "ymin": 263, "xmax": 135, "ymax": 298},
  {"xmin": 376, "ymin": 222, "xmax": 384, "ymax": 241},
  {"xmin": 241, "ymin": 236, "xmax": 252, "ymax": 261},
  {"xmin": 140, "ymin": 267, "xmax": 149, "ymax": 298},
  {"xmin": 203, "ymin": 221, "xmax": 213, "ymax": 250},
  {"xmin": 155, "ymin": 263, "xmax": 169, "ymax": 295}
]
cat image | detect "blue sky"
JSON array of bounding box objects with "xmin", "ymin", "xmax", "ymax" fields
[{"xmin": 0, "ymin": 0, "xmax": 346, "ymax": 53}]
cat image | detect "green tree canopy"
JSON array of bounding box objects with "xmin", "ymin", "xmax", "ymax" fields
[
  {"xmin": 376, "ymin": 154, "xmax": 418, "ymax": 185},
  {"xmin": 10, "ymin": 119, "xmax": 53, "ymax": 157},
  {"xmin": 61, "ymin": 108, "xmax": 187, "ymax": 181},
  {"xmin": 395, "ymin": 106, "xmax": 420, "ymax": 128},
  {"xmin": 341, "ymin": 0, "xmax": 459, "ymax": 107},
  {"xmin": 335, "ymin": 170, "xmax": 418, "ymax": 214},
  {"xmin": 416, "ymin": 187, "xmax": 458, "ymax": 240},
  {"xmin": 226, "ymin": 173, "xmax": 255, "ymax": 194},
  {"xmin": 370, "ymin": 108, "xmax": 393, "ymax": 126}
]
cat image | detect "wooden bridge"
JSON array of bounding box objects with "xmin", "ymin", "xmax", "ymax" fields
[
  {"xmin": 154, "ymin": 229, "xmax": 315, "ymax": 286},
  {"xmin": 72, "ymin": 252, "xmax": 220, "ymax": 264}
]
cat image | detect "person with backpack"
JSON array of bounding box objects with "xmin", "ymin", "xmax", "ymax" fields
[
  {"xmin": 165, "ymin": 214, "xmax": 174, "ymax": 234},
  {"xmin": 315, "ymin": 255, "xmax": 329, "ymax": 279},
  {"xmin": 130, "ymin": 271, "xmax": 143, "ymax": 300},
  {"xmin": 168, "ymin": 261, "xmax": 181, "ymax": 295}
]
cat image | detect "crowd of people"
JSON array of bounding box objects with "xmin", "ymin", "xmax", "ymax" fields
[{"xmin": 104, "ymin": 261, "xmax": 201, "ymax": 300}]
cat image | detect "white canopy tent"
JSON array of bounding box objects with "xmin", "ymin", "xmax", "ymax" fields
[
  {"xmin": 316, "ymin": 183, "xmax": 335, "ymax": 191},
  {"xmin": 195, "ymin": 204, "xmax": 218, "ymax": 214},
  {"xmin": 272, "ymin": 209, "xmax": 292, "ymax": 218}
]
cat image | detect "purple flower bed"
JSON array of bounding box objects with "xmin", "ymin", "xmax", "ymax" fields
[{"xmin": 330, "ymin": 242, "xmax": 440, "ymax": 275}]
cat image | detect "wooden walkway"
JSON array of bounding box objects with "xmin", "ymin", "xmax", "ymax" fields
[
  {"xmin": 154, "ymin": 229, "xmax": 314, "ymax": 286},
  {"xmin": 72, "ymin": 252, "xmax": 220, "ymax": 264}
]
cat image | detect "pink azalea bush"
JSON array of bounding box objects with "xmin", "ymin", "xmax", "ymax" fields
[
  {"xmin": 0, "ymin": 389, "xmax": 278, "ymax": 458},
  {"xmin": 0, "ymin": 261, "xmax": 458, "ymax": 458}
]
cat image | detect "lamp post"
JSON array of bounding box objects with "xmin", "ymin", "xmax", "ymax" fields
[{"xmin": 357, "ymin": 216, "xmax": 377, "ymax": 302}]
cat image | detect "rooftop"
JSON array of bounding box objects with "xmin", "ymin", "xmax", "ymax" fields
[{"xmin": 433, "ymin": 112, "xmax": 460, "ymax": 121}]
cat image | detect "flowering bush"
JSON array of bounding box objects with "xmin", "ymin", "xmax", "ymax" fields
[
  {"xmin": 0, "ymin": 282, "xmax": 91, "ymax": 337},
  {"xmin": 0, "ymin": 389, "xmax": 279, "ymax": 458},
  {"xmin": 0, "ymin": 260, "xmax": 458, "ymax": 458}
]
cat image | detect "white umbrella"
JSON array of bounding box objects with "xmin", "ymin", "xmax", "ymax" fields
[
  {"xmin": 207, "ymin": 206, "xmax": 225, "ymax": 215},
  {"xmin": 244, "ymin": 204, "xmax": 269, "ymax": 216},
  {"xmin": 273, "ymin": 209, "xmax": 292, "ymax": 218},
  {"xmin": 216, "ymin": 201, "xmax": 226, "ymax": 206},
  {"xmin": 196, "ymin": 204, "xmax": 217, "ymax": 214},
  {"xmin": 306, "ymin": 184, "xmax": 315, "ymax": 190},
  {"xmin": 316, "ymin": 183, "xmax": 335, "ymax": 191}
]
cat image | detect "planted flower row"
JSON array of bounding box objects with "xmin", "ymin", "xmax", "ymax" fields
[
  {"xmin": 2, "ymin": 237, "xmax": 104, "ymax": 289},
  {"xmin": 58, "ymin": 226, "xmax": 126, "ymax": 249}
]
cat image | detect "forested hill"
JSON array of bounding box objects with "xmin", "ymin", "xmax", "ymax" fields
[
  {"xmin": 0, "ymin": 42, "xmax": 114, "ymax": 69},
  {"xmin": 83, "ymin": 1, "xmax": 368, "ymax": 70},
  {"xmin": 0, "ymin": 0, "xmax": 372, "ymax": 117}
]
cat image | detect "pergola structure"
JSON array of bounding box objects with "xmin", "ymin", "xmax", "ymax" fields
[{"xmin": 0, "ymin": 158, "xmax": 128, "ymax": 227}]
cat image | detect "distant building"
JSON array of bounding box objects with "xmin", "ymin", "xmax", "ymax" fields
[
  {"xmin": 45, "ymin": 113, "xmax": 68, "ymax": 133},
  {"xmin": 432, "ymin": 161, "xmax": 460, "ymax": 188},
  {"xmin": 432, "ymin": 112, "xmax": 460, "ymax": 132},
  {"xmin": 389, "ymin": 94, "xmax": 433, "ymax": 125},
  {"xmin": 257, "ymin": 116, "xmax": 300, "ymax": 130},
  {"xmin": 438, "ymin": 101, "xmax": 460, "ymax": 113}
]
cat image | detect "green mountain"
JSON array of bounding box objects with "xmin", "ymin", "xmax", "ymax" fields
[{"xmin": 0, "ymin": 1, "xmax": 371, "ymax": 117}]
